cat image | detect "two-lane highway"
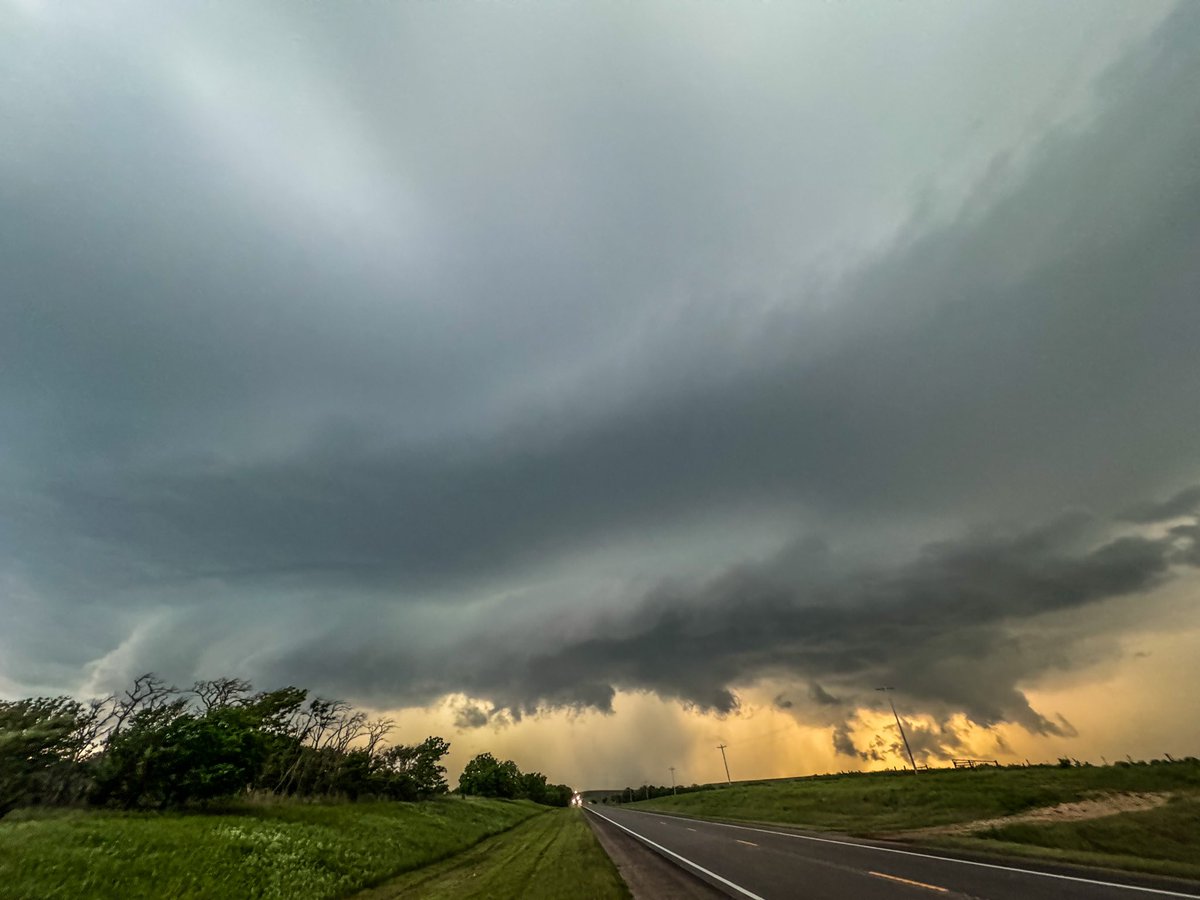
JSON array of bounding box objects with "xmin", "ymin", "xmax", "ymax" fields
[{"xmin": 586, "ymin": 806, "xmax": 1200, "ymax": 900}]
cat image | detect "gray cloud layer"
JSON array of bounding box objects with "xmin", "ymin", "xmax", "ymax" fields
[
  {"xmin": 2, "ymin": 2, "xmax": 1198, "ymax": 753},
  {"xmin": 440, "ymin": 498, "xmax": 1198, "ymax": 725}
]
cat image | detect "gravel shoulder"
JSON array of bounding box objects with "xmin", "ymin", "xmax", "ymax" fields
[{"xmin": 585, "ymin": 808, "xmax": 728, "ymax": 900}]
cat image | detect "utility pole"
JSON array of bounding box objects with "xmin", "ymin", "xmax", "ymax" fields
[
  {"xmin": 669, "ymin": 766, "xmax": 677, "ymax": 795},
  {"xmin": 717, "ymin": 744, "xmax": 732, "ymax": 784},
  {"xmin": 876, "ymin": 687, "xmax": 918, "ymax": 774}
]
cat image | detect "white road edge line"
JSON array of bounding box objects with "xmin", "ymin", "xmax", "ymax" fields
[
  {"xmin": 623, "ymin": 810, "xmax": 1200, "ymax": 899},
  {"xmin": 586, "ymin": 808, "xmax": 767, "ymax": 900}
]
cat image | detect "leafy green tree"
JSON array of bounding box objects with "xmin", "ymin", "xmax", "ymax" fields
[
  {"xmin": 456, "ymin": 752, "xmax": 569, "ymax": 804},
  {"xmin": 544, "ymin": 783, "xmax": 574, "ymax": 807},
  {"xmin": 331, "ymin": 748, "xmax": 377, "ymax": 800},
  {"xmin": 3, "ymin": 674, "xmax": 468, "ymax": 810},
  {"xmin": 519, "ymin": 770, "xmax": 549, "ymax": 802},
  {"xmin": 91, "ymin": 702, "xmax": 266, "ymax": 808},
  {"xmin": 458, "ymin": 752, "xmax": 521, "ymax": 798},
  {"xmin": 381, "ymin": 736, "xmax": 451, "ymax": 799},
  {"xmin": 0, "ymin": 697, "xmax": 86, "ymax": 817},
  {"xmin": 248, "ymin": 687, "xmax": 309, "ymax": 794}
]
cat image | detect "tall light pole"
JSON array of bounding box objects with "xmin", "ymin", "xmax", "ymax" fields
[
  {"xmin": 717, "ymin": 744, "xmax": 732, "ymax": 784},
  {"xmin": 669, "ymin": 766, "xmax": 677, "ymax": 795},
  {"xmin": 876, "ymin": 687, "xmax": 919, "ymax": 774}
]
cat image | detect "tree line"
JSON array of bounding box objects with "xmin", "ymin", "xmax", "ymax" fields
[
  {"xmin": 457, "ymin": 751, "xmax": 573, "ymax": 807},
  {"xmin": 601, "ymin": 782, "xmax": 716, "ymax": 803},
  {"xmin": 0, "ymin": 674, "xmax": 571, "ymax": 816}
]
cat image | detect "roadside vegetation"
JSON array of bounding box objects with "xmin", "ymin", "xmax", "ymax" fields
[
  {"xmin": 625, "ymin": 758, "xmax": 1200, "ymax": 878},
  {"xmin": 627, "ymin": 759, "xmax": 1200, "ymax": 831},
  {"xmin": 933, "ymin": 793, "xmax": 1200, "ymax": 880},
  {"xmin": 356, "ymin": 808, "xmax": 629, "ymax": 900},
  {"xmin": 0, "ymin": 674, "xmax": 583, "ymax": 898},
  {"xmin": 0, "ymin": 797, "xmax": 544, "ymax": 900},
  {"xmin": 0, "ymin": 673, "xmax": 571, "ymax": 815}
]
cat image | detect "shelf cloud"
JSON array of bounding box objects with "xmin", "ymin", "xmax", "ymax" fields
[{"xmin": 2, "ymin": 0, "xmax": 1198, "ymax": 776}]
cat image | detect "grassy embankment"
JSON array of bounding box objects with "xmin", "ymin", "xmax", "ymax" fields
[
  {"xmin": 631, "ymin": 760, "xmax": 1200, "ymax": 879},
  {"xmin": 356, "ymin": 807, "xmax": 629, "ymax": 900},
  {"xmin": 0, "ymin": 797, "xmax": 545, "ymax": 900},
  {"xmin": 936, "ymin": 796, "xmax": 1200, "ymax": 880}
]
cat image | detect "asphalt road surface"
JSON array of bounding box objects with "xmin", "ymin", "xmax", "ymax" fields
[{"xmin": 585, "ymin": 806, "xmax": 1200, "ymax": 900}]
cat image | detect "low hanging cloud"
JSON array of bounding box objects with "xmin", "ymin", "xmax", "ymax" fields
[
  {"xmin": 1122, "ymin": 487, "xmax": 1200, "ymax": 525},
  {"xmin": 451, "ymin": 703, "xmax": 492, "ymax": 731},
  {"xmin": 250, "ymin": 487, "xmax": 1199, "ymax": 767},
  {"xmin": 435, "ymin": 492, "xmax": 1198, "ymax": 737},
  {"xmin": 808, "ymin": 684, "xmax": 842, "ymax": 707}
]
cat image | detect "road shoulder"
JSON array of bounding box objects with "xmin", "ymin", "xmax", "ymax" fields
[{"xmin": 585, "ymin": 807, "xmax": 730, "ymax": 900}]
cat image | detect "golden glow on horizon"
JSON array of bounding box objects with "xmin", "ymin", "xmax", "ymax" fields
[{"xmin": 367, "ymin": 581, "xmax": 1200, "ymax": 789}]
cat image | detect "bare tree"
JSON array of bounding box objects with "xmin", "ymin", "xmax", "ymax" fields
[
  {"xmin": 364, "ymin": 718, "xmax": 396, "ymax": 757},
  {"xmin": 192, "ymin": 677, "xmax": 252, "ymax": 712}
]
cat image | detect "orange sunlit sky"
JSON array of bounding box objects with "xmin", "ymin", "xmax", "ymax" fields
[{"xmin": 375, "ymin": 575, "xmax": 1200, "ymax": 789}]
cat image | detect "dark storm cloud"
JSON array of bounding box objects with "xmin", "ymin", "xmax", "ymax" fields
[
  {"xmin": 452, "ymin": 703, "xmax": 490, "ymax": 731},
  {"xmin": 831, "ymin": 725, "xmax": 859, "ymax": 760},
  {"xmin": 9, "ymin": 0, "xmax": 1200, "ymax": 612},
  {"xmin": 430, "ymin": 504, "xmax": 1196, "ymax": 726},
  {"xmin": 1, "ymin": 0, "xmax": 1198, "ymax": 742},
  {"xmin": 807, "ymin": 684, "xmax": 841, "ymax": 707},
  {"xmin": 1122, "ymin": 485, "xmax": 1200, "ymax": 524}
]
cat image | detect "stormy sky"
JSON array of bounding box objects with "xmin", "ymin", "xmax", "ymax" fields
[{"xmin": 3, "ymin": 1, "xmax": 1200, "ymax": 784}]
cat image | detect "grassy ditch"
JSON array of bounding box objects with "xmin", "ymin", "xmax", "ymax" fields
[
  {"xmin": 357, "ymin": 807, "xmax": 629, "ymax": 900},
  {"xmin": 0, "ymin": 797, "xmax": 544, "ymax": 900}
]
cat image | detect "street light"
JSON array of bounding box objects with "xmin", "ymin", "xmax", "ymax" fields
[{"xmin": 876, "ymin": 687, "xmax": 919, "ymax": 774}]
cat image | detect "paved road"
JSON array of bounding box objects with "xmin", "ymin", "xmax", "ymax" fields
[
  {"xmin": 586, "ymin": 806, "xmax": 1200, "ymax": 900},
  {"xmin": 586, "ymin": 806, "xmax": 728, "ymax": 899}
]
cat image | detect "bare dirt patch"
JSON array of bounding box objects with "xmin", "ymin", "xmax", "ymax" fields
[{"xmin": 902, "ymin": 792, "xmax": 1173, "ymax": 837}]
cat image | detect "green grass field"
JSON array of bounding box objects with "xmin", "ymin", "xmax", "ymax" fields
[
  {"xmin": 931, "ymin": 794, "xmax": 1200, "ymax": 880},
  {"xmin": 0, "ymin": 797, "xmax": 545, "ymax": 900},
  {"xmin": 629, "ymin": 761, "xmax": 1200, "ymax": 878},
  {"xmin": 634, "ymin": 760, "xmax": 1200, "ymax": 832},
  {"xmin": 356, "ymin": 808, "xmax": 628, "ymax": 899}
]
